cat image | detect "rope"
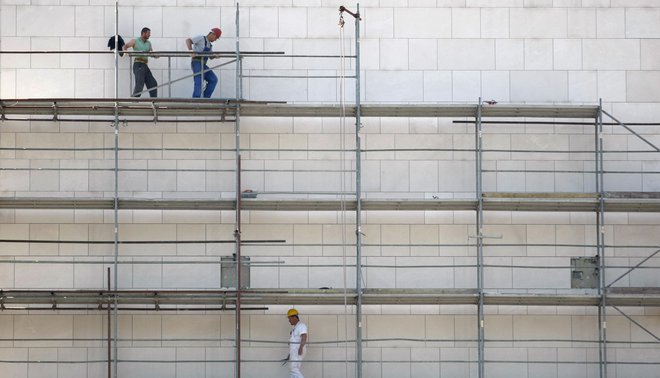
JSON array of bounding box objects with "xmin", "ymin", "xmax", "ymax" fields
[{"xmin": 338, "ymin": 10, "xmax": 350, "ymax": 376}]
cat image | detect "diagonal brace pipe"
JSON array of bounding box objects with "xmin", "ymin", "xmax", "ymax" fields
[
  {"xmin": 134, "ymin": 58, "xmax": 238, "ymax": 97},
  {"xmin": 606, "ymin": 248, "xmax": 660, "ymax": 288},
  {"xmin": 611, "ymin": 305, "xmax": 660, "ymax": 343},
  {"xmin": 601, "ymin": 109, "xmax": 660, "ymax": 152}
]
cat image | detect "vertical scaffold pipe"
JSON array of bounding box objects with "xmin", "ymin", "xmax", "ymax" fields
[
  {"xmin": 353, "ymin": 5, "xmax": 363, "ymax": 378},
  {"xmin": 167, "ymin": 57, "xmax": 171, "ymax": 97},
  {"xmin": 112, "ymin": 2, "xmax": 120, "ymax": 378},
  {"xmin": 234, "ymin": 7, "xmax": 242, "ymax": 378},
  {"xmin": 107, "ymin": 268, "xmax": 111, "ymax": 378},
  {"xmin": 475, "ymin": 98, "xmax": 485, "ymax": 378},
  {"xmin": 236, "ymin": 3, "xmax": 242, "ymax": 100},
  {"xmin": 235, "ymin": 154, "xmax": 242, "ymax": 378},
  {"xmin": 596, "ymin": 99, "xmax": 608, "ymax": 378}
]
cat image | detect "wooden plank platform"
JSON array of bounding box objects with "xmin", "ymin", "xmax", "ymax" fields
[
  {"xmin": 0, "ymin": 99, "xmax": 600, "ymax": 119},
  {"xmin": 1, "ymin": 288, "xmax": 657, "ymax": 308},
  {"xmin": 0, "ymin": 193, "xmax": 658, "ymax": 212}
]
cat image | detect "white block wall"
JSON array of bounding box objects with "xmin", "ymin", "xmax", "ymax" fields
[{"xmin": 2, "ymin": 1, "xmax": 660, "ymax": 377}]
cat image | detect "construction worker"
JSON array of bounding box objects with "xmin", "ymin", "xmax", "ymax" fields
[
  {"xmin": 185, "ymin": 28, "xmax": 221, "ymax": 98},
  {"xmin": 287, "ymin": 308, "xmax": 308, "ymax": 378},
  {"xmin": 123, "ymin": 27, "xmax": 158, "ymax": 97}
]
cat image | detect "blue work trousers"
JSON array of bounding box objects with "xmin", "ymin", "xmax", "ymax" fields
[{"xmin": 191, "ymin": 60, "xmax": 218, "ymax": 98}]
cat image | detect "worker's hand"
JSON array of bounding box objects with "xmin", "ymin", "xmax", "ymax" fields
[
  {"xmin": 298, "ymin": 346, "xmax": 303, "ymax": 355},
  {"xmin": 189, "ymin": 50, "xmax": 195, "ymax": 58}
]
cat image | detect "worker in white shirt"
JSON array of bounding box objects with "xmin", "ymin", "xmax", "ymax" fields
[
  {"xmin": 185, "ymin": 27, "xmax": 221, "ymax": 98},
  {"xmin": 287, "ymin": 308, "xmax": 308, "ymax": 378}
]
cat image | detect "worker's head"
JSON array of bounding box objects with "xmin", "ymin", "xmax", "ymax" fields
[
  {"xmin": 208, "ymin": 27, "xmax": 222, "ymax": 42},
  {"xmin": 287, "ymin": 308, "xmax": 299, "ymax": 325},
  {"xmin": 140, "ymin": 27, "xmax": 151, "ymax": 40}
]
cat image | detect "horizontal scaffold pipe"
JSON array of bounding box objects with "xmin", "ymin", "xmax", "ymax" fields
[
  {"xmin": 0, "ymin": 50, "xmax": 356, "ymax": 59},
  {"xmin": 0, "ymin": 259, "xmax": 657, "ymax": 272},
  {"xmin": 0, "ymin": 358, "xmax": 654, "ymax": 365},
  {"xmin": 0, "ymin": 336, "xmax": 653, "ymax": 345},
  {"xmin": 0, "ymin": 239, "xmax": 284, "ymax": 244},
  {"xmin": 4, "ymin": 167, "xmax": 660, "ymax": 176},
  {"xmin": 455, "ymin": 120, "xmax": 660, "ymax": 126},
  {"xmin": 0, "ymin": 50, "xmax": 284, "ymax": 57},
  {"xmin": 0, "ymin": 146, "xmax": 658, "ymax": 155}
]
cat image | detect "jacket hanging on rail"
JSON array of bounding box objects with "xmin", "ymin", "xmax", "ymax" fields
[{"xmin": 107, "ymin": 35, "xmax": 125, "ymax": 56}]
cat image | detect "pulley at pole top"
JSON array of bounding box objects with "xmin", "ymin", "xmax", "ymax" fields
[{"xmin": 339, "ymin": 5, "xmax": 362, "ymax": 20}]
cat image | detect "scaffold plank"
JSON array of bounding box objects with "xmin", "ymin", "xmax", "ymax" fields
[
  {"xmin": 0, "ymin": 99, "xmax": 599, "ymax": 119},
  {"xmin": 0, "ymin": 194, "xmax": 658, "ymax": 212},
  {"xmin": 1, "ymin": 288, "xmax": 658, "ymax": 307}
]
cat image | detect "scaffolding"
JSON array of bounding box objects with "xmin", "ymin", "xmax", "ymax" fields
[{"xmin": 1, "ymin": 3, "xmax": 660, "ymax": 378}]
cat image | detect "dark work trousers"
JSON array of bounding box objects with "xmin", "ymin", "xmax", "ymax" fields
[{"xmin": 132, "ymin": 61, "xmax": 157, "ymax": 97}]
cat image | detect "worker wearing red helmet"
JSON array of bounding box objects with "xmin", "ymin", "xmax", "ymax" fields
[
  {"xmin": 185, "ymin": 27, "xmax": 222, "ymax": 98},
  {"xmin": 286, "ymin": 308, "xmax": 308, "ymax": 378}
]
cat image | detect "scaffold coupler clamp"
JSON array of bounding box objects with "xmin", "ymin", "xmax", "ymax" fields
[
  {"xmin": 152, "ymin": 102, "xmax": 159, "ymax": 124},
  {"xmin": 52, "ymin": 101, "xmax": 59, "ymax": 122}
]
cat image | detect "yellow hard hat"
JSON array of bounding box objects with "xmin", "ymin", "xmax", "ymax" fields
[{"xmin": 287, "ymin": 308, "xmax": 299, "ymax": 317}]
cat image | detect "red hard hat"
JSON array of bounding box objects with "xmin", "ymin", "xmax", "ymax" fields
[{"xmin": 211, "ymin": 28, "xmax": 222, "ymax": 38}]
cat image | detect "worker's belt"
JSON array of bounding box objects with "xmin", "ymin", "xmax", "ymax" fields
[{"xmin": 134, "ymin": 58, "xmax": 148, "ymax": 64}]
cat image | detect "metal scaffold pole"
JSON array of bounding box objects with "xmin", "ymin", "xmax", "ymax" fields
[
  {"xmin": 235, "ymin": 150, "xmax": 242, "ymax": 378},
  {"xmin": 596, "ymin": 99, "xmax": 608, "ymax": 378},
  {"xmin": 475, "ymin": 98, "xmax": 485, "ymax": 378},
  {"xmin": 236, "ymin": 3, "xmax": 243, "ymax": 101},
  {"xmin": 112, "ymin": 2, "xmax": 120, "ymax": 378},
  {"xmin": 234, "ymin": 4, "xmax": 242, "ymax": 378},
  {"xmin": 107, "ymin": 268, "xmax": 111, "ymax": 378}
]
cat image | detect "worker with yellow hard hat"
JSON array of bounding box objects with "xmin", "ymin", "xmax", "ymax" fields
[{"xmin": 286, "ymin": 308, "xmax": 308, "ymax": 378}]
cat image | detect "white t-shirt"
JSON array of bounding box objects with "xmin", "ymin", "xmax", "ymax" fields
[
  {"xmin": 289, "ymin": 321, "xmax": 308, "ymax": 359},
  {"xmin": 190, "ymin": 35, "xmax": 212, "ymax": 54}
]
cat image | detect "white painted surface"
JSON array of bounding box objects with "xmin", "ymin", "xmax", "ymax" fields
[{"xmin": 1, "ymin": 2, "xmax": 660, "ymax": 377}]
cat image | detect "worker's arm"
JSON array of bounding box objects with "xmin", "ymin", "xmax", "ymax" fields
[
  {"xmin": 185, "ymin": 38, "xmax": 195, "ymax": 57},
  {"xmin": 122, "ymin": 39, "xmax": 135, "ymax": 51},
  {"xmin": 298, "ymin": 333, "xmax": 307, "ymax": 355}
]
